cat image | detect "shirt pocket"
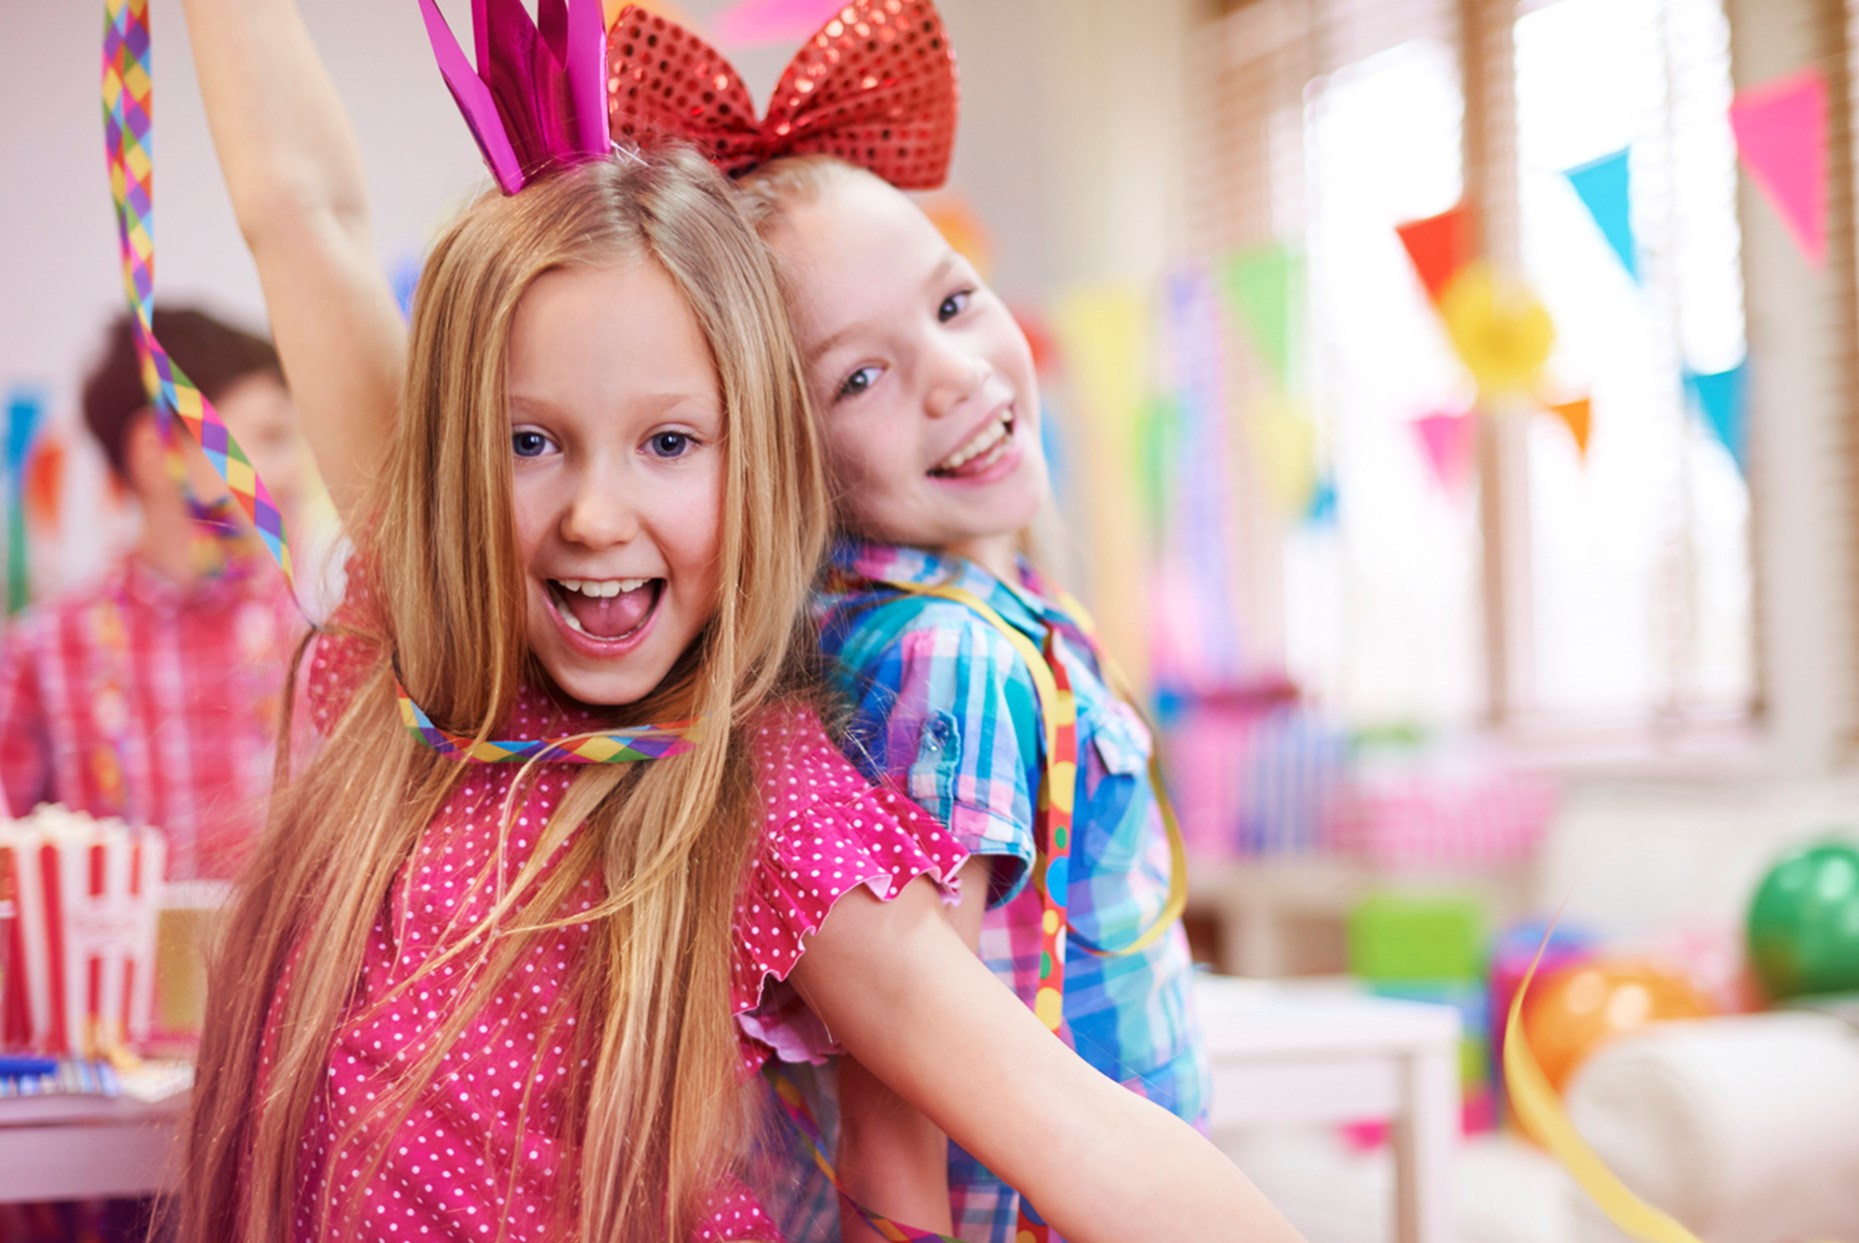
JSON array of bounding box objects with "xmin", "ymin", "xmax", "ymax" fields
[{"xmin": 1077, "ymin": 697, "xmax": 1155, "ymax": 874}]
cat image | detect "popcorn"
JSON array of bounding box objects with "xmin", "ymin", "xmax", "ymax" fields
[{"xmin": 1, "ymin": 806, "xmax": 165, "ymax": 1056}]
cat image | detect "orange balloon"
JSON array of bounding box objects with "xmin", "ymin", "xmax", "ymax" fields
[{"xmin": 1517, "ymin": 959, "xmax": 1716, "ymax": 1094}]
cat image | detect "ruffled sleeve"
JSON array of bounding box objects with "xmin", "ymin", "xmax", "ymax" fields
[
  {"xmin": 693, "ymin": 1180, "xmax": 785, "ymax": 1242},
  {"xmin": 731, "ymin": 704, "xmax": 968, "ymax": 1071},
  {"xmin": 302, "ymin": 554, "xmax": 385, "ymax": 736}
]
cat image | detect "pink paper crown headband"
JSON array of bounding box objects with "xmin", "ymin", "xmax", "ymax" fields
[{"xmin": 419, "ymin": 0, "xmax": 959, "ymax": 196}]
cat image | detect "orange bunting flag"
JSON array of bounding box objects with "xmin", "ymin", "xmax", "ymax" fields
[
  {"xmin": 1396, "ymin": 203, "xmax": 1477, "ymax": 305},
  {"xmin": 1548, "ymin": 397, "xmax": 1592, "ymax": 459},
  {"xmin": 924, "ymin": 195, "xmax": 994, "ymax": 281},
  {"xmin": 24, "ymin": 437, "xmax": 66, "ymax": 533}
]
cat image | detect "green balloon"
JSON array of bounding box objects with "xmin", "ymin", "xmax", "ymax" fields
[{"xmin": 1747, "ymin": 839, "xmax": 1859, "ymax": 1000}]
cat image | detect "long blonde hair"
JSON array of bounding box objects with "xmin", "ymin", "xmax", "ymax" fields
[{"xmin": 181, "ymin": 148, "xmax": 826, "ymax": 1243}]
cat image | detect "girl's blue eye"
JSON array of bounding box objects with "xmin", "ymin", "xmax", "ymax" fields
[
  {"xmin": 837, "ymin": 365, "xmax": 882, "ymax": 401},
  {"xmin": 512, "ymin": 430, "xmax": 552, "ymax": 458},
  {"xmin": 648, "ymin": 431, "xmax": 694, "ymax": 458},
  {"xmin": 938, "ymin": 291, "xmax": 972, "ymax": 323}
]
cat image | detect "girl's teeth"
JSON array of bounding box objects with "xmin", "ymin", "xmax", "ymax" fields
[
  {"xmin": 939, "ymin": 415, "xmax": 1010, "ymax": 472},
  {"xmin": 555, "ymin": 578, "xmax": 650, "ymax": 599}
]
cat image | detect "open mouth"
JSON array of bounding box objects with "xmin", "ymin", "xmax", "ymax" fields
[
  {"xmin": 546, "ymin": 577, "xmax": 662, "ymax": 642},
  {"xmin": 929, "ymin": 409, "xmax": 1016, "ymax": 479}
]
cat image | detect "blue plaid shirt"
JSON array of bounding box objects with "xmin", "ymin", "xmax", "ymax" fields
[{"xmin": 766, "ymin": 540, "xmax": 1206, "ymax": 1242}]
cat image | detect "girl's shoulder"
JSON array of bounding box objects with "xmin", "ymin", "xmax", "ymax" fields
[{"xmin": 729, "ymin": 697, "xmax": 967, "ymax": 1065}]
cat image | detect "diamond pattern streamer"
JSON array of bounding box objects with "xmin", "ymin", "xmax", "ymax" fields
[
  {"xmin": 103, "ymin": 0, "xmax": 295, "ymax": 585},
  {"xmin": 393, "ymin": 676, "xmax": 699, "ymax": 763}
]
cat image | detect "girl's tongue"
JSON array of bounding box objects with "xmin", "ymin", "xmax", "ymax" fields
[{"xmin": 557, "ymin": 580, "xmax": 658, "ymax": 640}]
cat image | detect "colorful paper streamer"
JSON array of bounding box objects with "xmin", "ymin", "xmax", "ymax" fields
[
  {"xmin": 1219, "ymin": 243, "xmax": 1302, "ymax": 387},
  {"xmin": 104, "ymin": 0, "xmax": 296, "ymax": 586},
  {"xmin": 1686, "ymin": 363, "xmax": 1748, "ymax": 474},
  {"xmin": 1730, "ymin": 69, "xmax": 1827, "ymax": 268},
  {"xmin": 1564, "ymin": 150, "xmax": 1639, "ymax": 282},
  {"xmin": 1396, "ymin": 203, "xmax": 1477, "ymax": 306}
]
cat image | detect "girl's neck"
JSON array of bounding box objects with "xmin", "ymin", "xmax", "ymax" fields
[{"xmin": 941, "ymin": 533, "xmax": 1019, "ymax": 583}]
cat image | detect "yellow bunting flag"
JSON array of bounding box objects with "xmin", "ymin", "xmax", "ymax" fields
[
  {"xmin": 1506, "ymin": 939, "xmax": 1706, "ymax": 1243},
  {"xmin": 1248, "ymin": 397, "xmax": 1319, "ymax": 518},
  {"xmin": 1439, "ymin": 262, "xmax": 1555, "ymax": 399}
]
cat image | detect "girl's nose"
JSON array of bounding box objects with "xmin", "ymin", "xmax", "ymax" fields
[
  {"xmin": 560, "ymin": 486, "xmax": 640, "ymax": 548},
  {"xmin": 925, "ymin": 348, "xmax": 990, "ymax": 420}
]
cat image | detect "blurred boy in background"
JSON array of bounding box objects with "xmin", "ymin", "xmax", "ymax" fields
[{"xmin": 0, "ymin": 306, "xmax": 304, "ymax": 882}]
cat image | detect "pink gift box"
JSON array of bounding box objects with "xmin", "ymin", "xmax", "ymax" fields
[
  {"xmin": 2, "ymin": 807, "xmax": 166, "ymax": 1056},
  {"xmin": 1322, "ymin": 749, "xmax": 1557, "ymax": 868}
]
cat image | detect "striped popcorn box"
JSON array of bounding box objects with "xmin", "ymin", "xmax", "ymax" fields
[{"xmin": 1, "ymin": 806, "xmax": 166, "ymax": 1056}]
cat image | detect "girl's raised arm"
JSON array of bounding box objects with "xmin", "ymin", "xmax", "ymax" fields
[
  {"xmin": 793, "ymin": 880, "xmax": 1308, "ymax": 1243},
  {"xmin": 180, "ymin": 0, "xmax": 405, "ymax": 528}
]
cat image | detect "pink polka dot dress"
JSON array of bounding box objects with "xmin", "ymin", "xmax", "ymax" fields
[{"xmin": 273, "ymin": 578, "xmax": 967, "ymax": 1241}]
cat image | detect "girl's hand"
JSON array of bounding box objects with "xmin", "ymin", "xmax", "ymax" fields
[
  {"xmin": 180, "ymin": 0, "xmax": 406, "ymax": 529},
  {"xmin": 791, "ymin": 877, "xmax": 1308, "ymax": 1243}
]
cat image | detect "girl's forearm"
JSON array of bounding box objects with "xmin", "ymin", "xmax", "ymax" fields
[
  {"xmin": 179, "ymin": 0, "xmax": 371, "ymax": 243},
  {"xmin": 178, "ymin": 0, "xmax": 407, "ymax": 526},
  {"xmin": 836, "ymin": 1055, "xmax": 958, "ymax": 1243}
]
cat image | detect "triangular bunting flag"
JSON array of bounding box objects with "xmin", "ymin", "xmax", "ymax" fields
[
  {"xmin": 1411, "ymin": 410, "xmax": 1477, "ymax": 491},
  {"xmin": 1730, "ymin": 69, "xmax": 1827, "ymax": 267},
  {"xmin": 605, "ymin": 0, "xmax": 698, "ymax": 29},
  {"xmin": 24, "ymin": 436, "xmax": 66, "ymax": 533},
  {"xmin": 1564, "ymin": 150, "xmax": 1638, "ymax": 282},
  {"xmin": 1249, "ymin": 398, "xmax": 1319, "ymax": 517},
  {"xmin": 1219, "ymin": 243, "xmax": 1302, "ymax": 386},
  {"xmin": 1686, "ymin": 363, "xmax": 1748, "ymax": 474},
  {"xmin": 1305, "ymin": 476, "xmax": 1338, "ymax": 527},
  {"xmin": 1547, "ymin": 396, "xmax": 1593, "ymax": 458},
  {"xmin": 1397, "ymin": 204, "xmax": 1477, "ymax": 305},
  {"xmin": 713, "ymin": 0, "xmax": 846, "ymax": 45},
  {"xmin": 1439, "ymin": 262, "xmax": 1556, "ymax": 398}
]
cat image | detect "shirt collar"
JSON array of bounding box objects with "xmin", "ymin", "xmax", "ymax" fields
[{"xmin": 829, "ymin": 537, "xmax": 1063, "ymax": 637}]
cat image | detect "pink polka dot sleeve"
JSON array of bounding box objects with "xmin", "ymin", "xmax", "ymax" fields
[
  {"xmin": 695, "ymin": 1180, "xmax": 786, "ymax": 1242},
  {"xmin": 731, "ymin": 706, "xmax": 968, "ymax": 1069}
]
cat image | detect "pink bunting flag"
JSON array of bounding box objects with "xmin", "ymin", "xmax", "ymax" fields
[
  {"xmin": 714, "ymin": 0, "xmax": 847, "ymax": 46},
  {"xmin": 1729, "ymin": 69, "xmax": 1827, "ymax": 268},
  {"xmin": 1412, "ymin": 411, "xmax": 1477, "ymax": 492}
]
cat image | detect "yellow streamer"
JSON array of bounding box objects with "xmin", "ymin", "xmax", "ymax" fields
[{"xmin": 1505, "ymin": 938, "xmax": 1704, "ymax": 1243}]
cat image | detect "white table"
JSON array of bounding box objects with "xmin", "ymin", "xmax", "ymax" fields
[
  {"xmin": 1197, "ymin": 974, "xmax": 1462, "ymax": 1243},
  {"xmin": 0, "ymin": 1090, "xmax": 187, "ymax": 1203}
]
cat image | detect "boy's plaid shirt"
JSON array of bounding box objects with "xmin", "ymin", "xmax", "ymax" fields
[{"xmin": 0, "ymin": 553, "xmax": 301, "ymax": 880}]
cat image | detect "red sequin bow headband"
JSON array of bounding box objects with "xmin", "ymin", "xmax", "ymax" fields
[
  {"xmin": 419, "ymin": 0, "xmax": 958, "ymax": 193},
  {"xmin": 607, "ymin": 2, "xmax": 958, "ymax": 190}
]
